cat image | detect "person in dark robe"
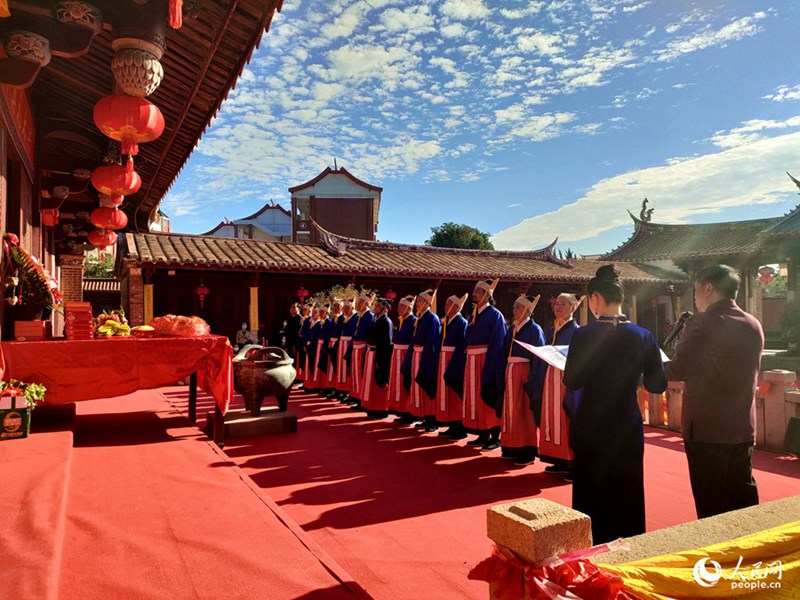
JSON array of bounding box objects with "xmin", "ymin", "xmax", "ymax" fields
[
  {"xmin": 286, "ymin": 303, "xmax": 302, "ymax": 362},
  {"xmin": 324, "ymin": 298, "xmax": 344, "ymax": 398},
  {"xmin": 563, "ymin": 265, "xmax": 667, "ymax": 544},
  {"xmin": 499, "ymin": 295, "xmax": 545, "ymax": 465},
  {"xmin": 336, "ymin": 298, "xmax": 358, "ymax": 402},
  {"xmin": 534, "ymin": 293, "xmax": 582, "ymax": 479},
  {"xmin": 401, "ymin": 289, "xmax": 441, "ymax": 425},
  {"xmin": 344, "ymin": 293, "xmax": 375, "ymax": 409},
  {"xmin": 361, "ymin": 297, "xmax": 394, "ymax": 419},
  {"xmin": 304, "ymin": 306, "xmax": 322, "ymax": 392},
  {"xmin": 315, "ymin": 304, "xmax": 334, "ymax": 395},
  {"xmin": 296, "ymin": 303, "xmax": 312, "ymax": 385},
  {"xmin": 439, "ymin": 294, "xmax": 469, "ymax": 438},
  {"xmin": 390, "ymin": 295, "xmax": 417, "ymax": 423},
  {"xmin": 463, "ymin": 278, "xmax": 507, "ymax": 450}
]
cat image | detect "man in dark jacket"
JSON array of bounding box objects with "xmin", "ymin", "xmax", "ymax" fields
[{"xmin": 665, "ymin": 264, "xmax": 764, "ymax": 518}]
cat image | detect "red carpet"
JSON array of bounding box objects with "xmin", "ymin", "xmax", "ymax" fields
[
  {"xmin": 170, "ymin": 388, "xmax": 800, "ymax": 600},
  {"xmin": 2, "ymin": 390, "xmax": 365, "ymax": 600}
]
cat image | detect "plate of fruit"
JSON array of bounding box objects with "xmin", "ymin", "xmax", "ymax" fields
[{"xmin": 95, "ymin": 308, "xmax": 131, "ymax": 337}]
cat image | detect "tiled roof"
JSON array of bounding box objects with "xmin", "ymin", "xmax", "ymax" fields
[
  {"xmin": 123, "ymin": 232, "xmax": 686, "ymax": 285},
  {"xmin": 604, "ymin": 212, "xmax": 782, "ymax": 261},
  {"xmin": 83, "ymin": 278, "xmax": 120, "ymax": 292}
]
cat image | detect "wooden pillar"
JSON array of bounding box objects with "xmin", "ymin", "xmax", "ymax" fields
[
  {"xmin": 580, "ymin": 296, "xmax": 589, "ymax": 326},
  {"xmin": 143, "ymin": 268, "xmax": 154, "ymax": 326},
  {"xmin": 57, "ymin": 253, "xmax": 85, "ymax": 303},
  {"xmin": 126, "ymin": 267, "xmax": 145, "ymax": 326},
  {"xmin": 249, "ymin": 273, "xmax": 259, "ymax": 335},
  {"xmin": 630, "ymin": 293, "xmax": 638, "ymax": 324}
]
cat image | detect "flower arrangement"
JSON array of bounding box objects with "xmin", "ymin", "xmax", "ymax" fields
[
  {"xmin": 3, "ymin": 233, "xmax": 62, "ymax": 318},
  {"xmin": 0, "ymin": 379, "xmax": 47, "ymax": 410}
]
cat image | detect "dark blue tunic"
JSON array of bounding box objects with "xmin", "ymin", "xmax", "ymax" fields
[
  {"xmin": 466, "ymin": 305, "xmax": 507, "ymax": 409},
  {"xmin": 499, "ymin": 318, "xmax": 546, "ymax": 417},
  {"xmin": 316, "ymin": 317, "xmax": 334, "ymax": 372},
  {"xmin": 367, "ymin": 314, "xmax": 394, "ymax": 387},
  {"xmin": 394, "ymin": 314, "xmax": 417, "ymax": 345},
  {"xmin": 327, "ymin": 314, "xmax": 345, "ymax": 374},
  {"xmin": 401, "ymin": 309, "xmax": 441, "ymax": 399},
  {"xmin": 344, "ymin": 310, "xmax": 375, "ymax": 363},
  {"xmin": 442, "ymin": 314, "xmax": 468, "ymax": 398},
  {"xmin": 563, "ymin": 317, "xmax": 667, "ymax": 544}
]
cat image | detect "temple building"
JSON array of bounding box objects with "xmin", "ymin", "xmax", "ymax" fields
[
  {"xmin": 202, "ymin": 202, "xmax": 291, "ymax": 242},
  {"xmin": 117, "ymin": 221, "xmax": 687, "ymax": 346},
  {"xmin": 290, "ymin": 166, "xmax": 381, "ymax": 244},
  {"xmin": 603, "ymin": 191, "xmax": 800, "ymax": 337}
]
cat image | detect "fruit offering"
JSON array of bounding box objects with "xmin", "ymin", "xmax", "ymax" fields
[
  {"xmin": 131, "ymin": 325, "xmax": 156, "ymax": 338},
  {"xmin": 96, "ymin": 307, "xmax": 128, "ymax": 327},
  {"xmin": 95, "ymin": 320, "xmax": 131, "ymax": 337}
]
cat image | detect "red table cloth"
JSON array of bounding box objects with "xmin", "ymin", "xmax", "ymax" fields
[{"xmin": 0, "ymin": 335, "xmax": 233, "ymax": 413}]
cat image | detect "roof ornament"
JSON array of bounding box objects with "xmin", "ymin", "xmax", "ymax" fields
[
  {"xmin": 312, "ymin": 219, "xmax": 349, "ymax": 257},
  {"xmin": 639, "ymin": 198, "xmax": 654, "ymax": 222},
  {"xmin": 788, "ymin": 172, "xmax": 800, "ymax": 192}
]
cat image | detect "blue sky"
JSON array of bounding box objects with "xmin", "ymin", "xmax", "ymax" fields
[{"xmin": 162, "ymin": 0, "xmax": 800, "ymax": 256}]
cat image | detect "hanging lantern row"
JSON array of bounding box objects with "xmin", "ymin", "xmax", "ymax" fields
[
  {"xmin": 90, "ymin": 207, "xmax": 128, "ymax": 231},
  {"xmin": 91, "ymin": 158, "xmax": 141, "ymax": 197},
  {"xmin": 93, "ymin": 94, "xmax": 165, "ymax": 157}
]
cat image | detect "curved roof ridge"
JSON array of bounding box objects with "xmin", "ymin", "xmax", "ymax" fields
[{"xmin": 288, "ymin": 166, "xmax": 383, "ymax": 193}]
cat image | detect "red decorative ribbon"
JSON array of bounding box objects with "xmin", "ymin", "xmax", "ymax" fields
[
  {"xmin": 468, "ymin": 545, "xmax": 638, "ymax": 600},
  {"xmin": 757, "ymin": 381, "xmax": 798, "ymax": 397},
  {"xmin": 169, "ymin": 0, "xmax": 183, "ymax": 29}
]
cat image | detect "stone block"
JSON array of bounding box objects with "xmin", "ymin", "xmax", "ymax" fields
[
  {"xmin": 487, "ymin": 498, "xmax": 592, "ymax": 564},
  {"xmin": 762, "ymin": 370, "xmax": 795, "ymax": 450},
  {"xmin": 763, "ymin": 369, "xmax": 796, "ymax": 384},
  {"xmin": 205, "ymin": 407, "xmax": 297, "ymax": 438}
]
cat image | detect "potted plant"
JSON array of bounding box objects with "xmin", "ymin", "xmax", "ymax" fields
[{"xmin": 0, "ymin": 380, "xmax": 46, "ymax": 440}]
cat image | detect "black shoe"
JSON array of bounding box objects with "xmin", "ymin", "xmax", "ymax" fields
[
  {"xmin": 482, "ymin": 441, "xmax": 500, "ymax": 451},
  {"xmin": 326, "ymin": 390, "xmax": 338, "ymax": 399},
  {"xmin": 514, "ymin": 456, "xmax": 536, "ymax": 466},
  {"xmin": 544, "ymin": 465, "xmax": 568, "ymax": 474},
  {"xmin": 424, "ymin": 426, "xmax": 439, "ymax": 433},
  {"xmin": 501, "ymin": 453, "xmax": 518, "ymax": 460},
  {"xmin": 438, "ymin": 428, "xmax": 453, "ymax": 437},
  {"xmin": 449, "ymin": 431, "xmax": 468, "ymax": 440},
  {"xmin": 414, "ymin": 421, "xmax": 428, "ymax": 429},
  {"xmin": 564, "ymin": 472, "xmax": 573, "ymax": 482},
  {"xmin": 467, "ymin": 437, "xmax": 488, "ymax": 446}
]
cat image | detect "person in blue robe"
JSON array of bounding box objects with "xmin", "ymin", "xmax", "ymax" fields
[
  {"xmin": 392, "ymin": 297, "xmax": 418, "ymax": 423},
  {"xmin": 563, "ymin": 265, "xmax": 667, "ymax": 544},
  {"xmin": 305, "ymin": 308, "xmax": 323, "ymax": 389},
  {"xmin": 441, "ymin": 295, "xmax": 469, "ymax": 438},
  {"xmin": 499, "ymin": 295, "xmax": 546, "ymax": 463},
  {"xmin": 324, "ymin": 299, "xmax": 345, "ymax": 398},
  {"xmin": 315, "ymin": 304, "xmax": 334, "ymax": 395},
  {"xmin": 400, "ymin": 289, "xmax": 441, "ymax": 422},
  {"xmin": 463, "ymin": 279, "xmax": 507, "ymax": 450},
  {"xmin": 344, "ymin": 294, "xmax": 375, "ymax": 408},
  {"xmin": 362, "ymin": 298, "xmax": 394, "ymax": 419},
  {"xmin": 337, "ymin": 300, "xmax": 359, "ymax": 402},
  {"xmin": 297, "ymin": 303, "xmax": 312, "ymax": 387}
]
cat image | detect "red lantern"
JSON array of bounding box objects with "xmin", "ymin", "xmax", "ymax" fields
[
  {"xmin": 195, "ymin": 282, "xmax": 210, "ymax": 308},
  {"xmin": 93, "ymin": 95, "xmax": 165, "ymax": 156},
  {"xmin": 88, "ymin": 229, "xmax": 118, "ymax": 249},
  {"xmin": 385, "ymin": 289, "xmax": 397, "ymax": 300},
  {"xmin": 758, "ymin": 266, "xmax": 775, "ymax": 286},
  {"xmin": 92, "ymin": 161, "xmax": 141, "ymax": 196},
  {"xmin": 41, "ymin": 208, "xmax": 59, "ymax": 227},
  {"xmin": 90, "ymin": 207, "xmax": 128, "ymax": 231},
  {"xmin": 296, "ymin": 286, "xmax": 309, "ymax": 302}
]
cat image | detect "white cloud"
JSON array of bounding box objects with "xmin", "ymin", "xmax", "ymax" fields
[
  {"xmin": 500, "ymin": 3, "xmax": 544, "ymax": 19},
  {"xmin": 656, "ymin": 12, "xmax": 767, "ymax": 62},
  {"xmin": 764, "ymin": 84, "xmax": 800, "ymax": 103},
  {"xmin": 492, "ymin": 130, "xmax": 800, "ymax": 250},
  {"xmin": 709, "ymin": 117, "xmax": 800, "ymax": 149},
  {"xmin": 380, "ymin": 5, "xmax": 435, "ymax": 34},
  {"xmin": 441, "ymin": 0, "xmax": 491, "ymax": 21}
]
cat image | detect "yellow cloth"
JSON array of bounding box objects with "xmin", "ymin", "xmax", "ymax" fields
[
  {"xmin": 599, "ymin": 520, "xmax": 800, "ymax": 599},
  {"xmin": 0, "ymin": 0, "xmax": 9, "ymax": 18}
]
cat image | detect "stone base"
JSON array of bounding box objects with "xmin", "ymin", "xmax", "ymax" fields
[{"xmin": 205, "ymin": 407, "xmax": 297, "ymax": 437}]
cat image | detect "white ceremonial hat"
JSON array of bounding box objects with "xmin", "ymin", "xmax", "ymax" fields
[
  {"xmin": 447, "ymin": 293, "xmax": 468, "ymax": 312},
  {"xmin": 514, "ymin": 294, "xmax": 540, "ymax": 313},
  {"xmin": 474, "ymin": 278, "xmax": 499, "ymax": 295}
]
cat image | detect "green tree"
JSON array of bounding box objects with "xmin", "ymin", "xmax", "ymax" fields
[
  {"xmin": 557, "ymin": 247, "xmax": 579, "ymax": 260},
  {"xmin": 426, "ymin": 222, "xmax": 494, "ymax": 250},
  {"xmin": 84, "ymin": 253, "xmax": 115, "ymax": 278},
  {"xmin": 763, "ymin": 275, "xmax": 787, "ymax": 298}
]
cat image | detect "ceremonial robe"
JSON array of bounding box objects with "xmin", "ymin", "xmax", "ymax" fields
[
  {"xmin": 316, "ymin": 317, "xmax": 333, "ymax": 389},
  {"xmin": 563, "ymin": 317, "xmax": 667, "ymax": 544},
  {"xmin": 462, "ymin": 305, "xmax": 506, "ymax": 432},
  {"xmin": 296, "ymin": 317, "xmax": 311, "ymax": 381},
  {"xmin": 286, "ymin": 313, "xmax": 302, "ymax": 359},
  {"xmin": 401, "ymin": 309, "xmax": 441, "ymax": 418},
  {"xmin": 389, "ymin": 314, "xmax": 416, "ymax": 414},
  {"xmin": 500, "ymin": 318, "xmax": 545, "ymax": 452},
  {"xmin": 438, "ymin": 314, "xmax": 468, "ymax": 424},
  {"xmin": 336, "ymin": 314, "xmax": 359, "ymax": 392},
  {"xmin": 362, "ymin": 313, "xmax": 394, "ymax": 412},
  {"xmin": 324, "ymin": 314, "xmax": 344, "ymax": 385},
  {"xmin": 347, "ymin": 310, "xmax": 375, "ymax": 400},
  {"xmin": 304, "ymin": 319, "xmax": 321, "ymax": 391},
  {"xmin": 535, "ymin": 320, "xmax": 579, "ymax": 465}
]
